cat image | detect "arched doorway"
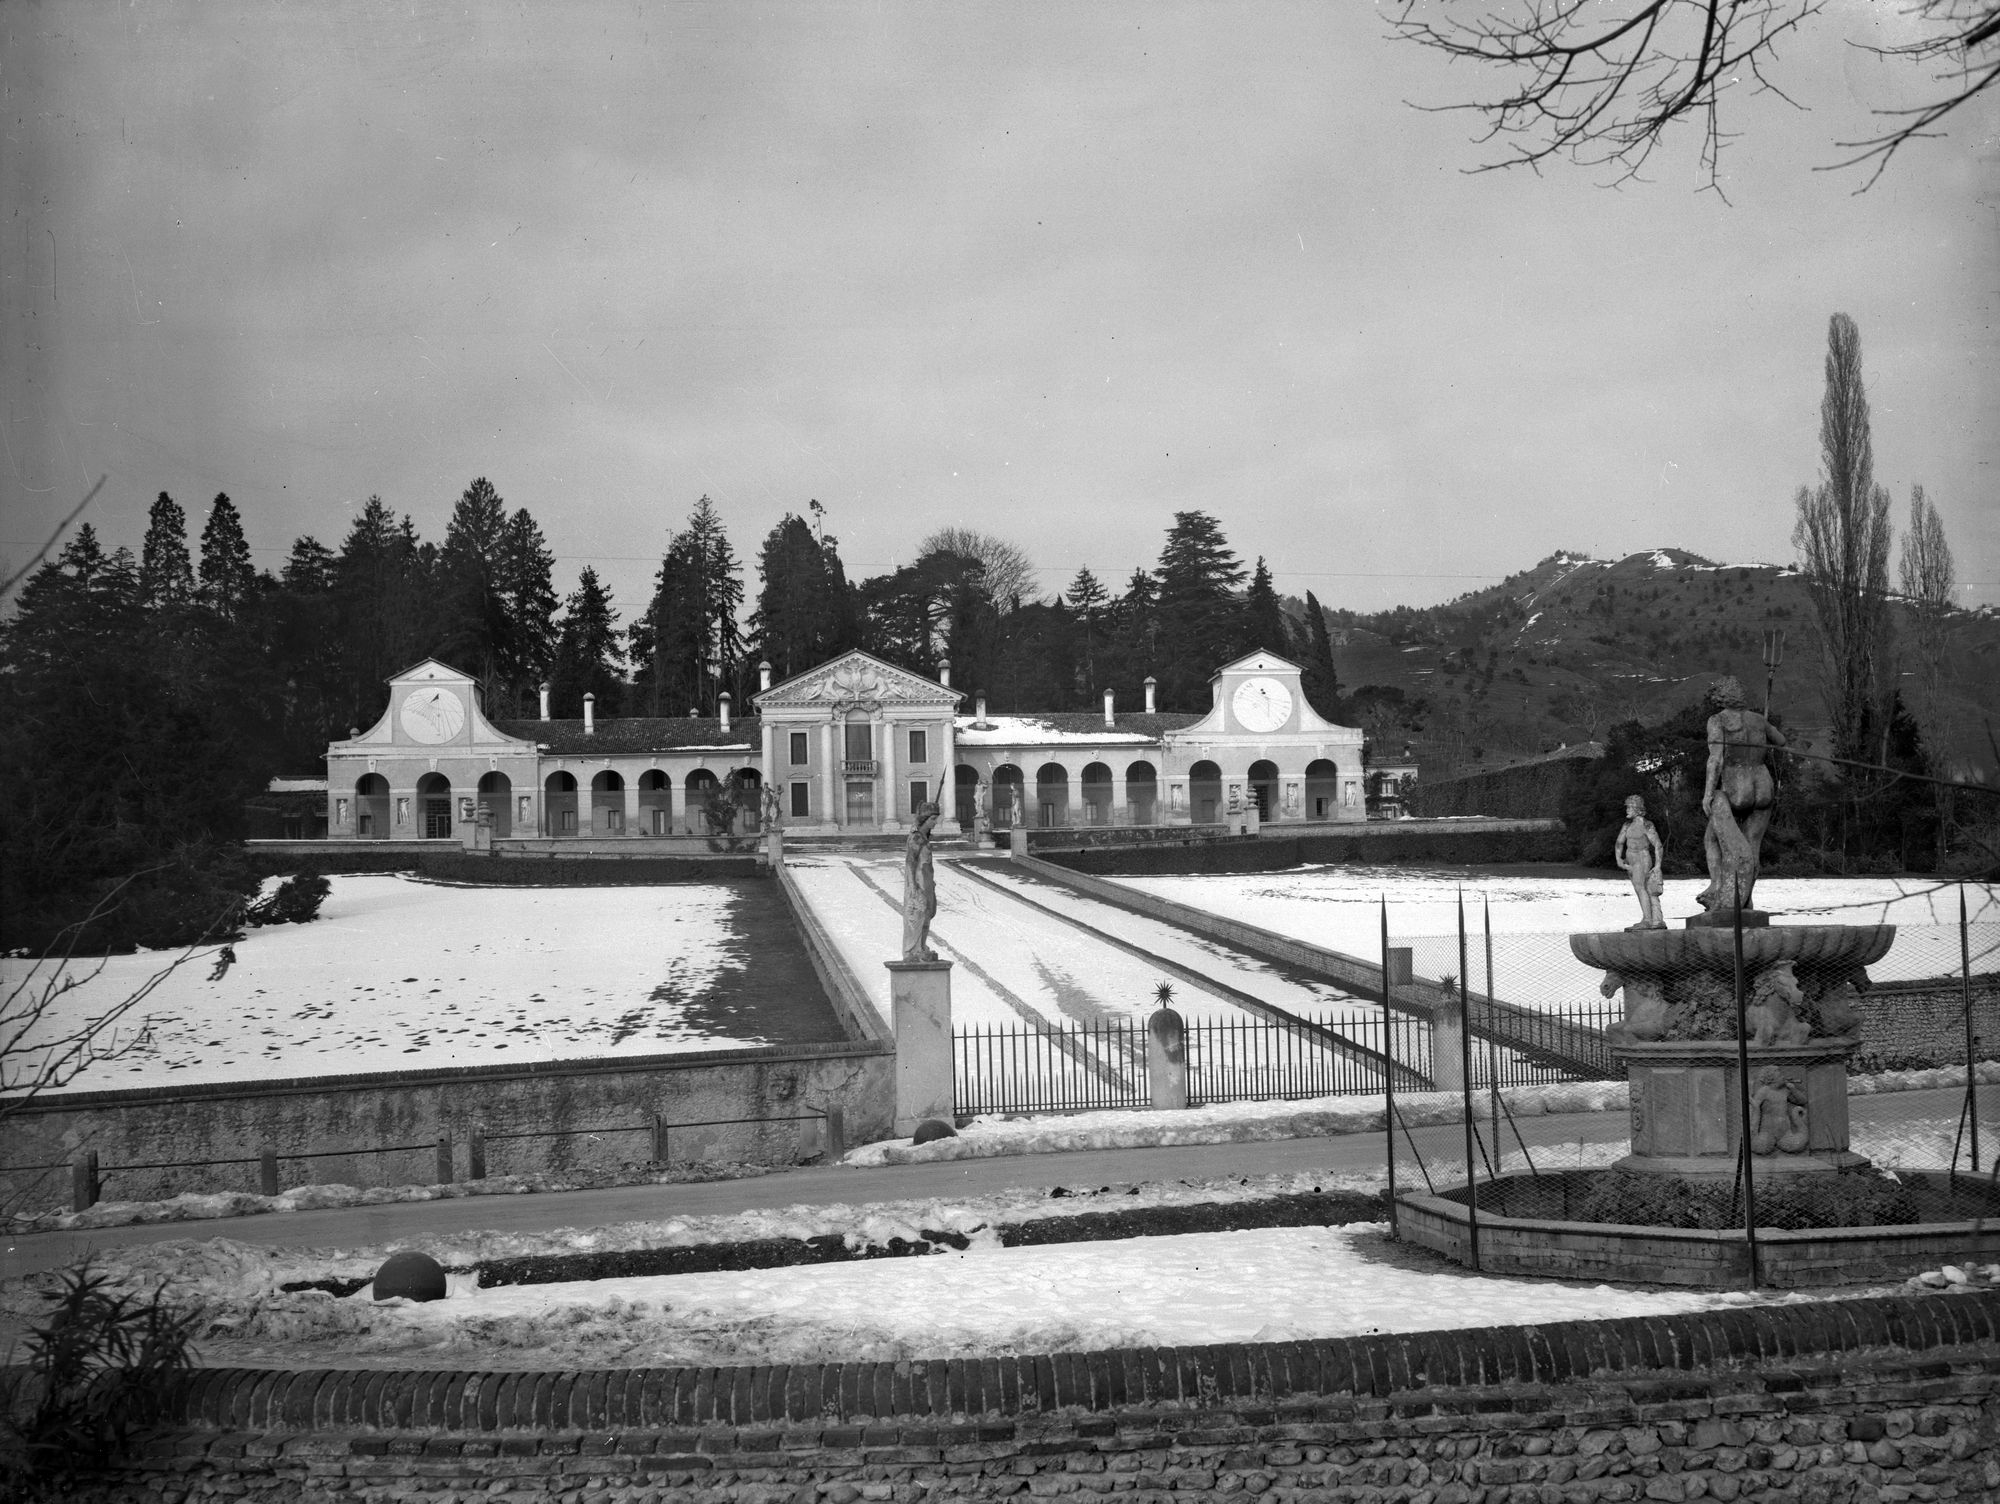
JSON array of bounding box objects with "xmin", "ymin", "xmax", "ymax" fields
[
  {"xmin": 1248, "ymin": 759, "xmax": 1280, "ymax": 821},
  {"xmin": 1035, "ymin": 763, "xmax": 1069, "ymax": 827},
  {"xmin": 954, "ymin": 765, "xmax": 980, "ymax": 829},
  {"xmin": 1080, "ymin": 762, "xmax": 1113, "ymax": 825},
  {"xmin": 685, "ymin": 769, "xmax": 722, "ymax": 834},
  {"xmin": 1125, "ymin": 761, "xmax": 1157, "ymax": 826},
  {"xmin": 1305, "ymin": 759, "xmax": 1339, "ymax": 822},
  {"xmin": 1188, "ymin": 760, "xmax": 1222, "ymax": 825},
  {"xmin": 544, "ymin": 771, "xmax": 578, "ymax": 836},
  {"xmin": 991, "ymin": 764, "xmax": 1024, "ymax": 828},
  {"xmin": 355, "ymin": 773, "xmax": 389, "ymax": 838},
  {"xmin": 416, "ymin": 771, "xmax": 453, "ymax": 840},
  {"xmin": 477, "ymin": 771, "xmax": 512, "ymax": 837},
  {"xmin": 638, "ymin": 770, "xmax": 672, "ymax": 835},
  {"xmin": 591, "ymin": 770, "xmax": 625, "ymax": 835}
]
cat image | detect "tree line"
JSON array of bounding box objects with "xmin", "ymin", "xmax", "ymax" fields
[{"xmin": 1, "ymin": 486, "xmax": 1339, "ymax": 951}]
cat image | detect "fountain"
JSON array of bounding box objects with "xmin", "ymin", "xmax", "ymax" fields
[{"xmin": 1394, "ymin": 680, "xmax": 1997, "ymax": 1286}]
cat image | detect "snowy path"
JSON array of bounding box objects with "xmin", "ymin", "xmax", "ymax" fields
[
  {"xmin": 4, "ymin": 874, "xmax": 832, "ymax": 1093},
  {"xmin": 785, "ymin": 855, "xmax": 1366, "ymax": 1036}
]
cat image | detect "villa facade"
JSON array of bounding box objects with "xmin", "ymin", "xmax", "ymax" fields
[{"xmin": 322, "ymin": 648, "xmax": 1373, "ymax": 843}]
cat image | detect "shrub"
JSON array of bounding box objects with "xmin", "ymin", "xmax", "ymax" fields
[
  {"xmin": 246, "ymin": 866, "xmax": 330, "ymax": 926},
  {"xmin": 0, "ymin": 1262, "xmax": 203, "ymax": 1500},
  {"xmin": 1567, "ymin": 1169, "xmax": 1924, "ymax": 1231}
]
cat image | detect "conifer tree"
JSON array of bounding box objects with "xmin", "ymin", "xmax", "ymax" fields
[
  {"xmin": 549, "ymin": 566, "xmax": 625, "ymax": 717},
  {"xmin": 1242, "ymin": 557, "xmax": 1291, "ymax": 659},
  {"xmin": 196, "ymin": 493, "xmax": 257, "ymax": 618},
  {"xmin": 749, "ymin": 510, "xmax": 858, "ymax": 684},
  {"xmin": 1066, "ymin": 566, "xmax": 1108, "ymax": 696},
  {"xmin": 631, "ymin": 497, "xmax": 745, "ymax": 715},
  {"xmin": 139, "ymin": 492, "xmax": 194, "ymax": 608},
  {"xmin": 441, "ymin": 476, "xmax": 514, "ymax": 702},
  {"xmin": 1300, "ymin": 590, "xmax": 1343, "ymax": 718},
  {"xmin": 1153, "ymin": 511, "xmax": 1244, "ymax": 710},
  {"xmin": 499, "ymin": 508, "xmax": 558, "ymax": 716}
]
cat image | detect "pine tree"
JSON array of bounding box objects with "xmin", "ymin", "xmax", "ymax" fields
[
  {"xmin": 1153, "ymin": 511, "xmax": 1244, "ymax": 710},
  {"xmin": 1066, "ymin": 566, "xmax": 1108, "ymax": 697},
  {"xmin": 281, "ymin": 537, "xmax": 336, "ymax": 594},
  {"xmin": 499, "ymin": 508, "xmax": 558, "ymax": 716},
  {"xmin": 630, "ymin": 530, "xmax": 710, "ymax": 715},
  {"xmin": 549, "ymin": 566, "xmax": 625, "ymax": 716},
  {"xmin": 335, "ymin": 496, "xmax": 433, "ymax": 728},
  {"xmin": 139, "ymin": 492, "xmax": 194, "ymax": 608},
  {"xmin": 1241, "ymin": 557, "xmax": 1291, "ymax": 659},
  {"xmin": 685, "ymin": 496, "xmax": 744, "ymax": 693},
  {"xmin": 749, "ymin": 510, "xmax": 859, "ymax": 684},
  {"xmin": 440, "ymin": 477, "xmax": 514, "ymax": 702},
  {"xmin": 197, "ymin": 494, "xmax": 257, "ymax": 618}
]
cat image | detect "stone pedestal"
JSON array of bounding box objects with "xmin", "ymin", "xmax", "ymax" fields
[
  {"xmin": 763, "ymin": 828, "xmax": 784, "ymax": 868},
  {"xmin": 1147, "ymin": 1007, "xmax": 1188, "ymax": 1111},
  {"xmin": 1008, "ymin": 827, "xmax": 1028, "ymax": 858},
  {"xmin": 887, "ymin": 959, "xmax": 954, "ymax": 1135},
  {"xmin": 1613, "ymin": 1037, "xmax": 1869, "ymax": 1175},
  {"xmin": 1431, "ymin": 993, "xmax": 1466, "ymax": 1092}
]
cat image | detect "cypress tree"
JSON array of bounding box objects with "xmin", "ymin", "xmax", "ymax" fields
[
  {"xmin": 1300, "ymin": 590, "xmax": 1343, "ymax": 718},
  {"xmin": 1242, "ymin": 557, "xmax": 1291, "ymax": 659}
]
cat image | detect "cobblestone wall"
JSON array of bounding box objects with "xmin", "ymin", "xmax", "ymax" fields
[{"xmin": 48, "ymin": 1291, "xmax": 2000, "ymax": 1502}]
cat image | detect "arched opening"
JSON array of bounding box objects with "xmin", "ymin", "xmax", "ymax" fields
[
  {"xmin": 1188, "ymin": 760, "xmax": 1223, "ymax": 825},
  {"xmin": 591, "ymin": 770, "xmax": 626, "ymax": 835},
  {"xmin": 991, "ymin": 764, "xmax": 1024, "ymax": 828},
  {"xmin": 1080, "ymin": 762, "xmax": 1113, "ymax": 826},
  {"xmin": 1305, "ymin": 759, "xmax": 1340, "ymax": 822},
  {"xmin": 954, "ymin": 765, "xmax": 981, "ymax": 829},
  {"xmin": 638, "ymin": 769, "xmax": 672, "ymax": 836},
  {"xmin": 1125, "ymin": 761, "xmax": 1158, "ymax": 826},
  {"xmin": 544, "ymin": 770, "xmax": 578, "ymax": 836},
  {"xmin": 685, "ymin": 769, "xmax": 722, "ymax": 835},
  {"xmin": 1035, "ymin": 763, "xmax": 1070, "ymax": 827},
  {"xmin": 415, "ymin": 771, "xmax": 453, "ymax": 840},
  {"xmin": 1248, "ymin": 759, "xmax": 1280, "ymax": 821},
  {"xmin": 477, "ymin": 771, "xmax": 513, "ymax": 838},
  {"xmin": 354, "ymin": 773, "xmax": 389, "ymax": 839}
]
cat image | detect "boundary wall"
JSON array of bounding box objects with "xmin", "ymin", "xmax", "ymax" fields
[
  {"xmin": 1038, "ymin": 820, "xmax": 1571, "ymax": 874},
  {"xmin": 45, "ymin": 1292, "xmax": 2000, "ymax": 1500}
]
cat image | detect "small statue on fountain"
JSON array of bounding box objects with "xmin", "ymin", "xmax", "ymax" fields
[
  {"xmin": 901, "ymin": 800, "xmax": 943, "ymax": 962},
  {"xmin": 1748, "ymin": 1066, "xmax": 1811, "ymax": 1155},
  {"xmin": 760, "ymin": 781, "xmax": 782, "ymax": 830},
  {"xmin": 1612, "ymin": 794, "xmax": 1666, "ymax": 931}
]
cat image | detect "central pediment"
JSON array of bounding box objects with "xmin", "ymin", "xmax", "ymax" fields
[{"xmin": 757, "ymin": 650, "xmax": 962, "ymax": 710}]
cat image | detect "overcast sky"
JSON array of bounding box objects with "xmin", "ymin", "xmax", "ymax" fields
[{"xmin": 5, "ymin": 1, "xmax": 1996, "ymax": 621}]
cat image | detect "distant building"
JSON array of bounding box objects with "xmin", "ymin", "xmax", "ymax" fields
[{"xmin": 322, "ymin": 649, "xmax": 1375, "ymax": 844}]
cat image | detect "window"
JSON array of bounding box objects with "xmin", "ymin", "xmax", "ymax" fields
[
  {"xmin": 424, "ymin": 799, "xmax": 452, "ymax": 839},
  {"xmin": 910, "ymin": 780, "xmax": 927, "ymax": 813},
  {"xmin": 790, "ymin": 731, "xmax": 808, "ymax": 765},
  {"xmin": 790, "ymin": 781, "xmax": 810, "ymax": 818},
  {"xmin": 605, "ymin": 809, "xmax": 624, "ymax": 834},
  {"xmin": 845, "ymin": 721, "xmax": 872, "ymax": 760},
  {"xmin": 907, "ymin": 728, "xmax": 927, "ymax": 765}
]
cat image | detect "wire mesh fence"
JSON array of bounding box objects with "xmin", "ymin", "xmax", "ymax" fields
[{"xmin": 1381, "ymin": 888, "xmax": 2000, "ymax": 1284}]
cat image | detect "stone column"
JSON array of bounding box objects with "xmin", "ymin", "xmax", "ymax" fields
[
  {"xmin": 1147, "ymin": 1007, "xmax": 1189, "ymax": 1110},
  {"xmin": 821, "ymin": 722, "xmax": 838, "ymax": 830},
  {"xmin": 1111, "ymin": 771, "xmax": 1128, "ymax": 826},
  {"xmin": 879, "ymin": 714, "xmax": 898, "ymax": 829},
  {"xmin": 887, "ymin": 959, "xmax": 954, "ymax": 1135},
  {"xmin": 622, "ymin": 774, "xmax": 641, "ymax": 837},
  {"xmin": 1432, "ymin": 992, "xmax": 1466, "ymax": 1092},
  {"xmin": 940, "ymin": 711, "xmax": 961, "ymax": 834}
]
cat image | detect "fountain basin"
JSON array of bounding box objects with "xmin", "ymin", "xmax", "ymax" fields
[{"xmin": 1570, "ymin": 924, "xmax": 1894, "ymax": 975}]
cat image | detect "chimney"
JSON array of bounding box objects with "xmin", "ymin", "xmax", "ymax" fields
[
  {"xmin": 1103, "ymin": 688, "xmax": 1115, "ymax": 728},
  {"xmin": 939, "ymin": 658, "xmax": 951, "ymax": 689},
  {"xmin": 583, "ymin": 692, "xmax": 595, "ymax": 736},
  {"xmin": 1144, "ymin": 676, "xmax": 1157, "ymax": 715},
  {"xmin": 538, "ymin": 682, "xmax": 550, "ymax": 721},
  {"xmin": 758, "ymin": 659, "xmax": 772, "ymax": 693},
  {"xmin": 975, "ymin": 695, "xmax": 989, "ymax": 728},
  {"xmin": 719, "ymin": 692, "xmax": 732, "ymax": 734}
]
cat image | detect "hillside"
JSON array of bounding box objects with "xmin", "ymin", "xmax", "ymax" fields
[{"xmin": 1309, "ymin": 549, "xmax": 2000, "ymax": 783}]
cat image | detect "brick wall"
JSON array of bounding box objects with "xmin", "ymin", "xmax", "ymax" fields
[
  {"xmin": 1849, "ymin": 976, "xmax": 2000, "ymax": 1070},
  {"xmin": 49, "ymin": 1292, "xmax": 2000, "ymax": 1501}
]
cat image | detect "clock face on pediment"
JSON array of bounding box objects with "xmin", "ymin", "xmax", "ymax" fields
[
  {"xmin": 1231, "ymin": 676, "xmax": 1294, "ymax": 734},
  {"xmin": 400, "ymin": 686, "xmax": 467, "ymax": 744}
]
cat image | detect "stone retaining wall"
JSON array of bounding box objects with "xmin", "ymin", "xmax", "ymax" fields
[
  {"xmin": 1851, "ymin": 976, "xmax": 2000, "ymax": 1071},
  {"xmin": 44, "ymin": 1292, "xmax": 2000, "ymax": 1501}
]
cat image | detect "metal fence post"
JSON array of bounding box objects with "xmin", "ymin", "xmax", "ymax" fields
[
  {"xmin": 435, "ymin": 1131, "xmax": 454, "ymax": 1185},
  {"xmin": 1963, "ymin": 883, "xmax": 1981, "ymax": 1174},
  {"xmin": 1380, "ymin": 895, "xmax": 1397, "ymax": 1238},
  {"xmin": 468, "ymin": 1123, "xmax": 487, "ymax": 1180},
  {"xmin": 1731, "ymin": 880, "xmax": 1760, "ymax": 1288},
  {"xmin": 260, "ymin": 1149, "xmax": 280, "ymax": 1197},
  {"xmin": 71, "ymin": 1150, "xmax": 98, "ymax": 1213},
  {"xmin": 1458, "ymin": 890, "xmax": 1479, "ymax": 1272}
]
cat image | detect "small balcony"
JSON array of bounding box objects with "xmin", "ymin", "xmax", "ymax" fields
[{"xmin": 841, "ymin": 759, "xmax": 879, "ymax": 776}]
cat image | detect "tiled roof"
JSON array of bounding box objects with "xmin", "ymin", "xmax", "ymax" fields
[
  {"xmin": 494, "ymin": 718, "xmax": 761, "ymax": 756},
  {"xmin": 954, "ymin": 713, "xmax": 1202, "ymax": 745}
]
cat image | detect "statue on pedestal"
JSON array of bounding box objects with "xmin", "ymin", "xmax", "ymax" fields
[
  {"xmin": 901, "ymin": 801, "xmax": 942, "ymax": 961},
  {"xmin": 760, "ymin": 781, "xmax": 782, "ymax": 830},
  {"xmin": 1613, "ymin": 794, "xmax": 1666, "ymax": 931},
  {"xmin": 1696, "ymin": 676, "xmax": 1786, "ymax": 922}
]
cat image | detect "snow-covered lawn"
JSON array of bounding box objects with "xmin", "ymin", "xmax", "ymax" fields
[
  {"xmin": 4, "ymin": 875, "xmax": 776, "ymax": 1093},
  {"xmin": 1115, "ymin": 869, "xmax": 1998, "ymax": 999},
  {"xmin": 786, "ymin": 855, "xmax": 1362, "ymax": 1032}
]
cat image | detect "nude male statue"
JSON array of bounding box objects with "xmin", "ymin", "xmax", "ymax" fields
[
  {"xmin": 900, "ymin": 801, "xmax": 943, "ymax": 961},
  {"xmin": 1612, "ymin": 794, "xmax": 1666, "ymax": 931},
  {"xmin": 1697, "ymin": 676, "xmax": 1786, "ymax": 921}
]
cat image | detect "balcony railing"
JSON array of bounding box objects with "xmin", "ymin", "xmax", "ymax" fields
[{"xmin": 840, "ymin": 759, "xmax": 878, "ymax": 776}]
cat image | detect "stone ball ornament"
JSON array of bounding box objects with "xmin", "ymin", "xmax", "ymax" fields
[
  {"xmin": 372, "ymin": 1250, "xmax": 448, "ymax": 1303},
  {"xmin": 910, "ymin": 1119, "xmax": 958, "ymax": 1146}
]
